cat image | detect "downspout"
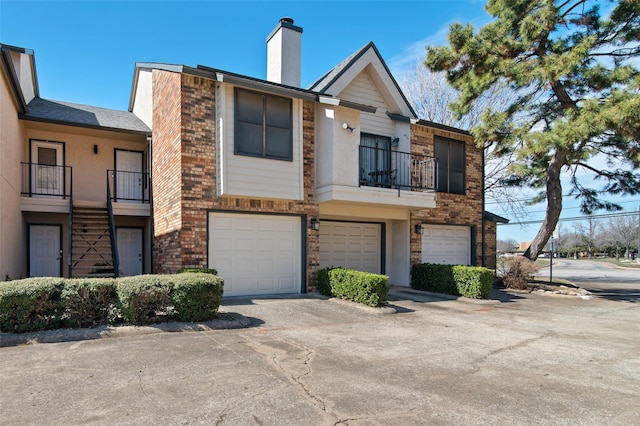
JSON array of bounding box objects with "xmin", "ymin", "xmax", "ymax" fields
[{"xmin": 147, "ymin": 134, "xmax": 154, "ymax": 274}]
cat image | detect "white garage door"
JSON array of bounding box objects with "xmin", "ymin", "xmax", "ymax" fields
[
  {"xmin": 319, "ymin": 222, "xmax": 381, "ymax": 273},
  {"xmin": 208, "ymin": 213, "xmax": 302, "ymax": 297},
  {"xmin": 421, "ymin": 225, "xmax": 470, "ymax": 265}
]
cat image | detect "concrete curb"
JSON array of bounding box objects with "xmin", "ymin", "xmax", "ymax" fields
[
  {"xmin": 389, "ymin": 286, "xmax": 502, "ymax": 305},
  {"xmin": 0, "ymin": 312, "xmax": 251, "ymax": 348}
]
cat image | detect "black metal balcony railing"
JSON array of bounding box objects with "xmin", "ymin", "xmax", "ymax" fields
[
  {"xmin": 359, "ymin": 146, "xmax": 437, "ymax": 193},
  {"xmin": 21, "ymin": 162, "xmax": 72, "ymax": 198},
  {"xmin": 108, "ymin": 170, "xmax": 150, "ymax": 203}
]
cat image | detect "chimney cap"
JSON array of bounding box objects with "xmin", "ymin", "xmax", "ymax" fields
[{"xmin": 267, "ymin": 16, "xmax": 303, "ymax": 42}]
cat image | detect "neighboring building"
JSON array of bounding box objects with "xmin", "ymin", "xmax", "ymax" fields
[
  {"xmin": 1, "ymin": 44, "xmax": 151, "ymax": 280},
  {"xmin": 1, "ymin": 18, "xmax": 502, "ymax": 295}
]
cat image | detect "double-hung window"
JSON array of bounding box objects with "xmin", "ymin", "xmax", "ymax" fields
[
  {"xmin": 434, "ymin": 136, "xmax": 465, "ymax": 194},
  {"xmin": 235, "ymin": 88, "xmax": 293, "ymax": 161}
]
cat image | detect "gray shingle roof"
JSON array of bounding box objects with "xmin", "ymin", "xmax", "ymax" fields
[
  {"xmin": 23, "ymin": 98, "xmax": 150, "ymax": 134},
  {"xmin": 308, "ymin": 42, "xmax": 373, "ymax": 93}
]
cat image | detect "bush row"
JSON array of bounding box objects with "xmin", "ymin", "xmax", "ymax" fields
[
  {"xmin": 410, "ymin": 264, "xmax": 494, "ymax": 299},
  {"xmin": 0, "ymin": 273, "xmax": 224, "ymax": 333},
  {"xmin": 317, "ymin": 267, "xmax": 389, "ymax": 307}
]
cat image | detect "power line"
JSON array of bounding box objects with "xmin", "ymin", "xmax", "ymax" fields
[
  {"xmin": 499, "ymin": 210, "xmax": 640, "ymax": 226},
  {"xmin": 510, "ymin": 199, "xmax": 640, "ymax": 215},
  {"xmin": 485, "ymin": 192, "xmax": 638, "ymax": 205}
]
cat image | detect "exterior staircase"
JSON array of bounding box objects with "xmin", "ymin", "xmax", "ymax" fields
[{"xmin": 71, "ymin": 206, "xmax": 116, "ymax": 278}]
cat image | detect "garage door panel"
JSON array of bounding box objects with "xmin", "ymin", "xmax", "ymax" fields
[
  {"xmin": 320, "ymin": 222, "xmax": 381, "ymax": 274},
  {"xmin": 421, "ymin": 225, "xmax": 470, "ymax": 265},
  {"xmin": 209, "ymin": 213, "xmax": 301, "ymax": 296}
]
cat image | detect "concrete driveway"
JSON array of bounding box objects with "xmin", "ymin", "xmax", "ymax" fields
[{"xmin": 1, "ymin": 288, "xmax": 639, "ymax": 425}]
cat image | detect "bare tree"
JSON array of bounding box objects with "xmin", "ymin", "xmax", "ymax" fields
[
  {"xmin": 399, "ymin": 62, "xmax": 528, "ymax": 221},
  {"xmin": 607, "ymin": 215, "xmax": 638, "ymax": 260},
  {"xmin": 497, "ymin": 238, "xmax": 518, "ymax": 254}
]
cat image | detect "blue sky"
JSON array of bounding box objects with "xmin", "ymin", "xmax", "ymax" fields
[{"xmin": 1, "ymin": 0, "xmax": 638, "ymax": 244}]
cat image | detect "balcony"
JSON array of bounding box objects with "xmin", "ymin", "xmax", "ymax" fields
[
  {"xmin": 21, "ymin": 162, "xmax": 72, "ymax": 212},
  {"xmin": 358, "ymin": 146, "xmax": 436, "ymax": 193},
  {"xmin": 107, "ymin": 169, "xmax": 150, "ymax": 216},
  {"xmin": 315, "ymin": 146, "xmax": 437, "ymax": 210}
]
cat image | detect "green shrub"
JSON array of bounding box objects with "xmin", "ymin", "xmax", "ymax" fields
[
  {"xmin": 410, "ymin": 264, "xmax": 457, "ymax": 295},
  {"xmin": 170, "ymin": 273, "xmax": 224, "ymax": 322},
  {"xmin": 318, "ymin": 268, "xmax": 389, "ymax": 307},
  {"xmin": 177, "ymin": 268, "xmax": 218, "ymax": 275},
  {"xmin": 452, "ymin": 266, "xmax": 494, "ymax": 299},
  {"xmin": 411, "ymin": 264, "xmax": 494, "ymax": 299},
  {"xmin": 316, "ymin": 267, "xmax": 333, "ymax": 296},
  {"xmin": 116, "ymin": 275, "xmax": 173, "ymax": 325},
  {"xmin": 0, "ymin": 278, "xmax": 65, "ymax": 332},
  {"xmin": 60, "ymin": 278, "xmax": 116, "ymax": 327}
]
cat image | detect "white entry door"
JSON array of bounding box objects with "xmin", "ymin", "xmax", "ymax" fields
[
  {"xmin": 319, "ymin": 221, "xmax": 382, "ymax": 273},
  {"xmin": 117, "ymin": 228, "xmax": 143, "ymax": 276},
  {"xmin": 421, "ymin": 225, "xmax": 470, "ymax": 265},
  {"xmin": 209, "ymin": 213, "xmax": 302, "ymax": 297},
  {"xmin": 29, "ymin": 225, "xmax": 61, "ymax": 277},
  {"xmin": 115, "ymin": 150, "xmax": 143, "ymax": 201},
  {"xmin": 31, "ymin": 140, "xmax": 64, "ymax": 196}
]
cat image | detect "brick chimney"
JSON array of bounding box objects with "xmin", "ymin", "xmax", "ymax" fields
[{"xmin": 266, "ymin": 17, "xmax": 302, "ymax": 87}]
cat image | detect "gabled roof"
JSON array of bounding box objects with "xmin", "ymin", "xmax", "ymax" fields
[
  {"xmin": 22, "ymin": 98, "xmax": 150, "ymax": 135},
  {"xmin": 308, "ymin": 41, "xmax": 417, "ymax": 119}
]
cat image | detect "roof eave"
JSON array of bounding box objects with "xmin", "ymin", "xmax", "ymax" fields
[{"xmin": 18, "ymin": 113, "xmax": 151, "ymax": 136}]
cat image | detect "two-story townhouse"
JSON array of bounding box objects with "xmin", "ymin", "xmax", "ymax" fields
[
  {"xmin": 1, "ymin": 17, "xmax": 506, "ymax": 293},
  {"xmin": 1, "ymin": 44, "xmax": 152, "ymax": 280},
  {"xmin": 128, "ymin": 18, "xmax": 505, "ymax": 296}
]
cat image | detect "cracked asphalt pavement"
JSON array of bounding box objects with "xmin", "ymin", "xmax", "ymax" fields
[{"xmin": 1, "ymin": 288, "xmax": 639, "ymax": 425}]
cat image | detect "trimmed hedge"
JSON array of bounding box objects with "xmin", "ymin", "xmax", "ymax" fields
[
  {"xmin": 0, "ymin": 273, "xmax": 224, "ymax": 332},
  {"xmin": 61, "ymin": 278, "xmax": 117, "ymax": 327},
  {"xmin": 317, "ymin": 267, "xmax": 389, "ymax": 307},
  {"xmin": 411, "ymin": 263, "xmax": 494, "ymax": 299},
  {"xmin": 171, "ymin": 273, "xmax": 224, "ymax": 322},
  {"xmin": 0, "ymin": 278, "xmax": 65, "ymax": 333},
  {"xmin": 116, "ymin": 275, "xmax": 173, "ymax": 325}
]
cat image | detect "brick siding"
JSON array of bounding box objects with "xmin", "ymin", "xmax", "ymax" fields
[
  {"xmin": 409, "ymin": 124, "xmax": 486, "ymax": 267},
  {"xmin": 151, "ymin": 72, "xmax": 319, "ymax": 289}
]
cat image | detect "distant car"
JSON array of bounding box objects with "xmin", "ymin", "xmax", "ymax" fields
[{"xmin": 540, "ymin": 253, "xmax": 549, "ymax": 258}]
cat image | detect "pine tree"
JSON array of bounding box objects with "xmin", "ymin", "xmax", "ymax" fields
[{"xmin": 426, "ymin": 0, "xmax": 640, "ymax": 260}]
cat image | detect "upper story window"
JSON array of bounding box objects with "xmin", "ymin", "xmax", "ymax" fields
[
  {"xmin": 234, "ymin": 88, "xmax": 293, "ymax": 161},
  {"xmin": 434, "ymin": 136, "xmax": 465, "ymax": 194}
]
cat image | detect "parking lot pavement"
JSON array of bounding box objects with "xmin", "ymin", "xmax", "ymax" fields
[{"xmin": 1, "ymin": 289, "xmax": 639, "ymax": 425}]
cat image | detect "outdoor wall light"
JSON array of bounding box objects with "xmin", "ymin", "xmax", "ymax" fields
[
  {"xmin": 391, "ymin": 137, "xmax": 400, "ymax": 147},
  {"xmin": 342, "ymin": 122, "xmax": 355, "ymax": 132},
  {"xmin": 93, "ymin": 144, "xmax": 98, "ymax": 154},
  {"xmin": 311, "ymin": 218, "xmax": 320, "ymax": 231},
  {"xmin": 414, "ymin": 224, "xmax": 424, "ymax": 235}
]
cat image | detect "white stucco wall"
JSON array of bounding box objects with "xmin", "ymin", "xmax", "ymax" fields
[
  {"xmin": 9, "ymin": 50, "xmax": 36, "ymax": 104},
  {"xmin": 24, "ymin": 122, "xmax": 148, "ymax": 204},
  {"xmin": 132, "ymin": 69, "xmax": 153, "ymax": 129},
  {"xmin": 315, "ymin": 104, "xmax": 360, "ymax": 188}
]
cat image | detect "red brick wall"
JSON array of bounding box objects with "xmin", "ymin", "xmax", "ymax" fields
[
  {"xmin": 152, "ymin": 70, "xmax": 183, "ymax": 273},
  {"xmin": 409, "ymin": 124, "xmax": 485, "ymax": 266}
]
